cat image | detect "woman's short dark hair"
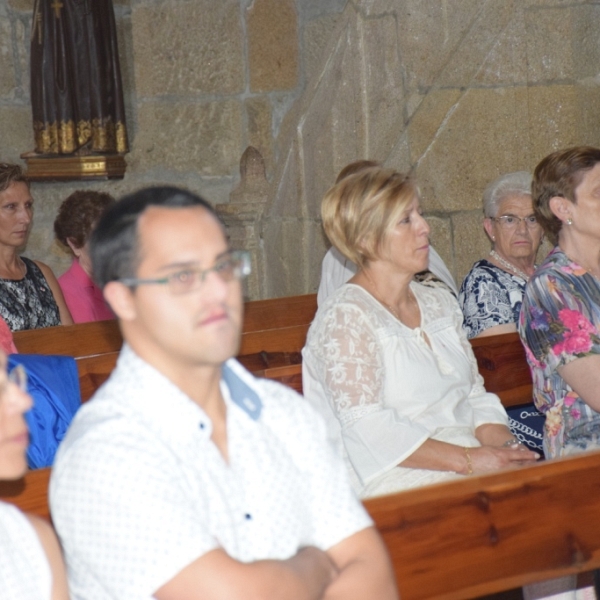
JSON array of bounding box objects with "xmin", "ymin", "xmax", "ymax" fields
[
  {"xmin": 54, "ymin": 190, "xmax": 116, "ymax": 250},
  {"xmin": 0, "ymin": 163, "xmax": 29, "ymax": 193},
  {"xmin": 533, "ymin": 146, "xmax": 600, "ymax": 243},
  {"xmin": 90, "ymin": 186, "xmax": 217, "ymax": 288}
]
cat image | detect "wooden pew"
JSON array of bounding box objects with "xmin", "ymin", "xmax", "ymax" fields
[
  {"xmin": 471, "ymin": 331, "xmax": 533, "ymax": 408},
  {"xmin": 364, "ymin": 451, "xmax": 600, "ymax": 599},
  {"xmin": 5, "ymin": 294, "xmax": 595, "ymax": 599},
  {"xmin": 13, "ymin": 319, "xmax": 123, "ymax": 402},
  {"xmin": 11, "ymin": 294, "xmax": 317, "ymax": 398},
  {"xmin": 4, "ymin": 445, "xmax": 600, "ymax": 598},
  {"xmin": 0, "ymin": 468, "xmax": 51, "ymax": 521}
]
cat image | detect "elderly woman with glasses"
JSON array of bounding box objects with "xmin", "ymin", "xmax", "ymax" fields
[{"xmin": 459, "ymin": 172, "xmax": 544, "ymax": 339}]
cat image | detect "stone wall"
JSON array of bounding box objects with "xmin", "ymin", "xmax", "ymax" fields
[
  {"xmin": 256, "ymin": 0, "xmax": 600, "ymax": 298},
  {"xmin": 0, "ymin": 0, "xmax": 345, "ymax": 279},
  {"xmin": 1, "ymin": 0, "xmax": 599, "ymax": 299}
]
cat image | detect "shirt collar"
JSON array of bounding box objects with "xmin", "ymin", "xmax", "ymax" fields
[
  {"xmin": 221, "ymin": 361, "xmax": 262, "ymax": 420},
  {"xmin": 111, "ymin": 346, "xmax": 262, "ymax": 445}
]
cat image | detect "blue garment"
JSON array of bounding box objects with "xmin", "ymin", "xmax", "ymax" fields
[
  {"xmin": 506, "ymin": 403, "xmax": 544, "ymax": 453},
  {"xmin": 9, "ymin": 354, "xmax": 81, "ymax": 469}
]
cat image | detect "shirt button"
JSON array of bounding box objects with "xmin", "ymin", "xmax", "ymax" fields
[
  {"xmin": 199, "ymin": 422, "xmax": 205, "ymax": 430},
  {"xmin": 245, "ymin": 513, "xmax": 252, "ymax": 520}
]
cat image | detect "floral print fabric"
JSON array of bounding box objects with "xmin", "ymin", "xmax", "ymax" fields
[
  {"xmin": 519, "ymin": 246, "xmax": 600, "ymax": 458},
  {"xmin": 459, "ymin": 260, "xmax": 526, "ymax": 339}
]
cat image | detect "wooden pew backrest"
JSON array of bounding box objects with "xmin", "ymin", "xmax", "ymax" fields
[
  {"xmin": 13, "ymin": 319, "xmax": 122, "ymax": 357},
  {"xmin": 0, "ymin": 467, "xmax": 51, "ymax": 521},
  {"xmin": 242, "ymin": 294, "xmax": 317, "ymax": 333},
  {"xmin": 364, "ymin": 450, "xmax": 600, "ymax": 600},
  {"xmin": 470, "ymin": 330, "xmax": 533, "ymax": 407},
  {"xmin": 5, "ymin": 450, "xmax": 600, "ymax": 599}
]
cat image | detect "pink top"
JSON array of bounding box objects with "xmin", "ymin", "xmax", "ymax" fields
[
  {"xmin": 58, "ymin": 260, "xmax": 114, "ymax": 324},
  {"xmin": 0, "ymin": 315, "xmax": 17, "ymax": 354}
]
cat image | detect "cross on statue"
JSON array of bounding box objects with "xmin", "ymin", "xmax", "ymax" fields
[{"xmin": 51, "ymin": 0, "xmax": 63, "ymax": 19}]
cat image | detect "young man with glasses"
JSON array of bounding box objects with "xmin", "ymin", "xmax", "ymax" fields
[{"xmin": 49, "ymin": 186, "xmax": 397, "ymax": 600}]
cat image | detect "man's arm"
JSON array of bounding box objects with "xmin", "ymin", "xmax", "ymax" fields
[
  {"xmin": 154, "ymin": 527, "xmax": 398, "ymax": 600},
  {"xmin": 154, "ymin": 545, "xmax": 337, "ymax": 600},
  {"xmin": 558, "ymin": 354, "xmax": 600, "ymax": 412},
  {"xmin": 323, "ymin": 526, "xmax": 398, "ymax": 600}
]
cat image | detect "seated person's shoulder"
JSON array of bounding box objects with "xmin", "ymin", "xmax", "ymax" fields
[
  {"xmin": 414, "ymin": 279, "xmax": 459, "ymax": 312},
  {"xmin": 318, "ymin": 283, "xmax": 383, "ymax": 320},
  {"xmin": 308, "ymin": 285, "xmax": 381, "ymax": 348},
  {"xmin": 461, "ymin": 260, "xmax": 502, "ymax": 288}
]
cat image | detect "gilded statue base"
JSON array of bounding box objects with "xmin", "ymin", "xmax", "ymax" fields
[{"xmin": 20, "ymin": 154, "xmax": 127, "ymax": 181}]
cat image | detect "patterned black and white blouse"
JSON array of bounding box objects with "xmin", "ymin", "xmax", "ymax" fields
[
  {"xmin": 0, "ymin": 257, "xmax": 61, "ymax": 332},
  {"xmin": 459, "ymin": 259, "xmax": 526, "ymax": 339}
]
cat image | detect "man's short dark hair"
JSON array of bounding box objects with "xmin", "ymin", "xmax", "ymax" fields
[{"xmin": 90, "ymin": 186, "xmax": 217, "ymax": 288}]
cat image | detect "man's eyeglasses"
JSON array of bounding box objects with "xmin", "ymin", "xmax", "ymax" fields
[
  {"xmin": 492, "ymin": 215, "xmax": 540, "ymax": 230},
  {"xmin": 118, "ymin": 251, "xmax": 251, "ymax": 295}
]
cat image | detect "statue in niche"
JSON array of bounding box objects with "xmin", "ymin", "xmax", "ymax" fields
[{"xmin": 29, "ymin": 0, "xmax": 129, "ymax": 156}]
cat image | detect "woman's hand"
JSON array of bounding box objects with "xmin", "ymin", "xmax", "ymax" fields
[
  {"xmin": 399, "ymin": 438, "xmax": 539, "ymax": 474},
  {"xmin": 462, "ymin": 445, "xmax": 540, "ymax": 475}
]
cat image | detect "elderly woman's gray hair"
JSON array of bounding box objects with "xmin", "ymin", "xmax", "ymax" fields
[{"xmin": 483, "ymin": 171, "xmax": 533, "ymax": 218}]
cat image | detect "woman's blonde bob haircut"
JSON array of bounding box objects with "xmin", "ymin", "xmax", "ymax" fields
[{"xmin": 322, "ymin": 167, "xmax": 418, "ymax": 268}]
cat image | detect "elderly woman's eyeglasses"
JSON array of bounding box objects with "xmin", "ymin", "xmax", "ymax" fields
[
  {"xmin": 493, "ymin": 215, "xmax": 539, "ymax": 230},
  {"xmin": 118, "ymin": 250, "xmax": 251, "ymax": 295}
]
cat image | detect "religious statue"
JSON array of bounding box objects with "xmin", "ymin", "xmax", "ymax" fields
[{"xmin": 29, "ymin": 0, "xmax": 129, "ymax": 156}]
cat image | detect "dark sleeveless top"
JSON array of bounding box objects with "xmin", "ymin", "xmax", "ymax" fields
[{"xmin": 0, "ymin": 257, "xmax": 61, "ymax": 331}]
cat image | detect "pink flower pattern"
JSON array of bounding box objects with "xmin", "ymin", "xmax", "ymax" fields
[
  {"xmin": 552, "ymin": 309, "xmax": 595, "ymax": 356},
  {"xmin": 520, "ymin": 247, "xmax": 600, "ymax": 458}
]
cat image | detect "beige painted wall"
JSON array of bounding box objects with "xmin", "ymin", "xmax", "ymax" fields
[{"xmin": 1, "ymin": 0, "xmax": 599, "ymax": 298}]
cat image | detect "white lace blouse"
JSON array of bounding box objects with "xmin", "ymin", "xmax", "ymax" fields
[{"xmin": 302, "ymin": 282, "xmax": 508, "ymax": 496}]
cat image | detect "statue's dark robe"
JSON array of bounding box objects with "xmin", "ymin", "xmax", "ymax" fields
[{"xmin": 30, "ymin": 0, "xmax": 129, "ymax": 155}]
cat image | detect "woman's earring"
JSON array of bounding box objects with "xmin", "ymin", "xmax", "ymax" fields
[{"xmin": 566, "ymin": 217, "xmax": 573, "ymax": 226}]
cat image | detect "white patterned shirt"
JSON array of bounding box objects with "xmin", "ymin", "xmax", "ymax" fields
[
  {"xmin": 0, "ymin": 501, "xmax": 52, "ymax": 600},
  {"xmin": 50, "ymin": 345, "xmax": 371, "ymax": 600}
]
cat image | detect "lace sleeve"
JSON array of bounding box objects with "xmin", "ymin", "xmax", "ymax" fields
[
  {"xmin": 318, "ymin": 303, "xmax": 385, "ymax": 429},
  {"xmin": 308, "ymin": 296, "xmax": 431, "ymax": 485}
]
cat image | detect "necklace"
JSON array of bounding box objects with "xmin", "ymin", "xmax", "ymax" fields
[{"xmin": 489, "ymin": 250, "xmax": 531, "ymax": 282}]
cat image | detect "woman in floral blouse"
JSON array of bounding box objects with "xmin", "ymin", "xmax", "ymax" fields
[{"xmin": 520, "ymin": 146, "xmax": 600, "ymax": 459}]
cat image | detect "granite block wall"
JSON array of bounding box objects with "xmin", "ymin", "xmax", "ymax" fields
[{"xmin": 1, "ymin": 0, "xmax": 598, "ymax": 298}]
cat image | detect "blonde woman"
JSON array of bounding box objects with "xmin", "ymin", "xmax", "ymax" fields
[{"xmin": 303, "ymin": 167, "xmax": 538, "ymax": 498}]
